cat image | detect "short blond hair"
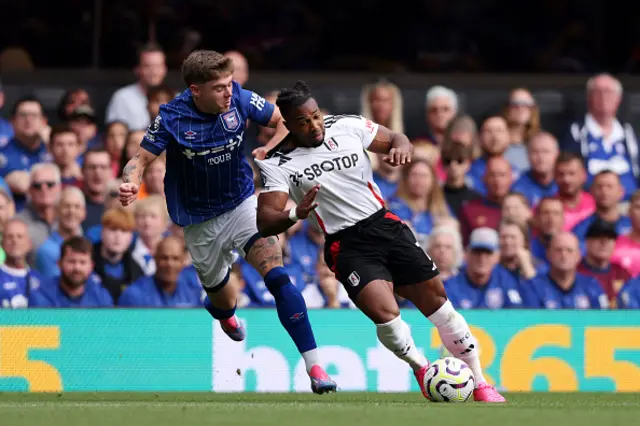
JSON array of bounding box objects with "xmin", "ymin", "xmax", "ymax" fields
[{"xmin": 134, "ymin": 194, "xmax": 168, "ymax": 220}]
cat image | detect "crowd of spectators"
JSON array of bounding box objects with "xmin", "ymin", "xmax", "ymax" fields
[{"xmin": 0, "ymin": 46, "xmax": 639, "ymax": 311}]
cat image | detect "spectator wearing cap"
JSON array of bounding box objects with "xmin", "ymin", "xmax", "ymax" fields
[
  {"xmin": 611, "ymin": 189, "xmax": 640, "ymax": 277},
  {"xmin": 0, "ymin": 97, "xmax": 51, "ymax": 211},
  {"xmin": 118, "ymin": 237, "xmax": 202, "ymax": 307},
  {"xmin": 29, "ymin": 237, "xmax": 113, "ymax": 308},
  {"xmin": 67, "ymin": 104, "xmax": 100, "ymax": 154},
  {"xmin": 34, "ymin": 187, "xmax": 86, "ymax": 280},
  {"xmin": 16, "ymin": 163, "xmax": 61, "ymax": 257},
  {"xmin": 459, "ymin": 156, "xmax": 512, "ymax": 245},
  {"xmin": 560, "ymin": 74, "xmax": 639, "ymax": 201},
  {"xmin": 48, "ymin": 124, "xmax": 83, "ymax": 187},
  {"xmin": 572, "ymin": 170, "xmax": 631, "ymax": 241},
  {"xmin": 444, "ymin": 227, "xmax": 524, "ymax": 309},
  {"xmin": 577, "ymin": 218, "xmax": 631, "ymax": 305},
  {"xmin": 523, "ymin": 232, "xmax": 608, "ymax": 309},
  {"xmin": 511, "ymin": 132, "xmax": 559, "ymax": 207},
  {"xmin": 0, "ymin": 79, "xmax": 13, "ymax": 146},
  {"xmin": 106, "ymin": 44, "xmax": 167, "ymax": 130}
]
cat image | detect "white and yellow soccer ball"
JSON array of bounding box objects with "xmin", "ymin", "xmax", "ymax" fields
[{"xmin": 423, "ymin": 357, "xmax": 475, "ymax": 402}]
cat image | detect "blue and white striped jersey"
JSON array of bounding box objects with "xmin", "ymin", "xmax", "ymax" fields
[{"xmin": 140, "ymin": 81, "xmax": 274, "ymax": 226}]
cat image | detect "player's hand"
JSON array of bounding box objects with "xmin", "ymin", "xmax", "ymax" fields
[
  {"xmin": 119, "ymin": 183, "xmax": 139, "ymax": 207},
  {"xmin": 295, "ymin": 184, "xmax": 321, "ymax": 219},
  {"xmin": 383, "ymin": 146, "xmax": 412, "ymax": 166},
  {"xmin": 252, "ymin": 147, "xmax": 268, "ymax": 160}
]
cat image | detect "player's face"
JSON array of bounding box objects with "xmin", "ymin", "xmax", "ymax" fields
[
  {"xmin": 59, "ymin": 249, "xmax": 93, "ymax": 288},
  {"xmin": 286, "ymin": 99, "xmax": 325, "ymax": 147},
  {"xmin": 191, "ymin": 74, "xmax": 234, "ymax": 114}
]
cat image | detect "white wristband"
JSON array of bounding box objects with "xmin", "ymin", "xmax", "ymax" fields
[{"xmin": 288, "ymin": 208, "xmax": 299, "ymax": 222}]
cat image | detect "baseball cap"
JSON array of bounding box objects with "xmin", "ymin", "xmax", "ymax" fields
[
  {"xmin": 585, "ymin": 218, "xmax": 618, "ymax": 239},
  {"xmin": 68, "ymin": 104, "xmax": 96, "ymax": 122},
  {"xmin": 468, "ymin": 227, "xmax": 499, "ymax": 252}
]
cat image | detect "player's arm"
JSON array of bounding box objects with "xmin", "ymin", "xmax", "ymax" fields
[
  {"xmin": 119, "ymin": 114, "xmax": 168, "ymax": 206},
  {"xmin": 260, "ymin": 107, "xmax": 289, "ymax": 154},
  {"xmin": 257, "ymin": 185, "xmax": 321, "ymax": 236},
  {"xmin": 366, "ymin": 124, "xmax": 413, "ymax": 166}
]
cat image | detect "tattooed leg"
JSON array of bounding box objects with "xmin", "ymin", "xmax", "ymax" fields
[{"xmin": 245, "ymin": 236, "xmax": 284, "ymax": 276}]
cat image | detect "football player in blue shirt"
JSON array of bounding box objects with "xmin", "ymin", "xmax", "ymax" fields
[
  {"xmin": 0, "ymin": 219, "xmax": 45, "ymax": 308},
  {"xmin": 119, "ymin": 237, "xmax": 203, "ymax": 307},
  {"xmin": 522, "ymin": 232, "xmax": 608, "ymax": 309},
  {"xmin": 118, "ymin": 50, "xmax": 336, "ymax": 393},
  {"xmin": 29, "ymin": 237, "xmax": 113, "ymax": 307}
]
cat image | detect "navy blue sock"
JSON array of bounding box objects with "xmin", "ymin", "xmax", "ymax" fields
[
  {"xmin": 264, "ymin": 266, "xmax": 317, "ymax": 353},
  {"xmin": 204, "ymin": 296, "xmax": 237, "ymax": 320}
]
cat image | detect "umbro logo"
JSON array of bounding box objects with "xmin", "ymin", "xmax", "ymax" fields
[{"xmin": 289, "ymin": 172, "xmax": 303, "ymax": 187}]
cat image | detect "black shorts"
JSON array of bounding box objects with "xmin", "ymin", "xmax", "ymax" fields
[{"xmin": 324, "ymin": 208, "xmax": 439, "ymax": 301}]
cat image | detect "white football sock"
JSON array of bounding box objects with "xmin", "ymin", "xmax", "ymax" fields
[
  {"xmin": 376, "ymin": 315, "xmax": 429, "ymax": 371},
  {"xmin": 301, "ymin": 348, "xmax": 320, "ymax": 374},
  {"xmin": 427, "ymin": 300, "xmax": 487, "ymax": 386}
]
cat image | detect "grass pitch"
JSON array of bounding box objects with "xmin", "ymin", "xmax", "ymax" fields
[{"xmin": 1, "ymin": 392, "xmax": 638, "ymax": 426}]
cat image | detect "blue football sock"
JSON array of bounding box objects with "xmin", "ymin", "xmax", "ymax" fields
[
  {"xmin": 204, "ymin": 296, "xmax": 237, "ymax": 320},
  {"xmin": 264, "ymin": 266, "xmax": 317, "ymax": 354}
]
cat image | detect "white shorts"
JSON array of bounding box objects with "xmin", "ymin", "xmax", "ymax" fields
[{"xmin": 183, "ymin": 195, "xmax": 261, "ymax": 290}]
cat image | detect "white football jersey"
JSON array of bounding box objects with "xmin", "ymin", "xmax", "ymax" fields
[{"xmin": 256, "ymin": 114, "xmax": 385, "ymax": 235}]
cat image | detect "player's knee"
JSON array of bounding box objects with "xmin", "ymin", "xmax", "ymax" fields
[{"xmin": 247, "ymin": 236, "xmax": 284, "ymax": 275}]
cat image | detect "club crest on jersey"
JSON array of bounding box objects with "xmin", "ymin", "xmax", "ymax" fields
[
  {"xmin": 347, "ymin": 271, "xmax": 361, "ymax": 287},
  {"xmin": 221, "ymin": 110, "xmax": 240, "ymax": 132},
  {"xmin": 324, "ymin": 138, "xmax": 339, "ymax": 152}
]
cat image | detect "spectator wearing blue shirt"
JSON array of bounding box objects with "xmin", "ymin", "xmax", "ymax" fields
[
  {"xmin": 572, "ymin": 171, "xmax": 632, "ymax": 241},
  {"xmin": 387, "ymin": 159, "xmax": 451, "ymax": 247},
  {"xmin": 92, "ymin": 207, "xmax": 146, "ymax": 302},
  {"xmin": 530, "ymin": 197, "xmax": 566, "ymax": 266},
  {"xmin": 35, "ymin": 187, "xmax": 86, "ymax": 279},
  {"xmin": 29, "ymin": 237, "xmax": 113, "ymax": 307},
  {"xmin": 131, "ymin": 195, "xmax": 169, "ymax": 276},
  {"xmin": 0, "ymin": 80, "xmax": 13, "ymax": 146},
  {"xmin": 522, "ymin": 232, "xmax": 609, "ymax": 309},
  {"xmin": 499, "ymin": 220, "xmax": 545, "ymax": 280},
  {"xmin": 511, "ymin": 132, "xmax": 559, "ymax": 207},
  {"xmin": 49, "ymin": 125, "xmax": 83, "ymax": 188},
  {"xmin": 617, "ymin": 278, "xmax": 640, "ymax": 309},
  {"xmin": 468, "ymin": 116, "xmax": 516, "ymax": 195},
  {"xmin": 287, "ymin": 223, "xmax": 323, "ymax": 285},
  {"xmin": 0, "ymin": 219, "xmax": 45, "ymax": 308},
  {"xmin": 119, "ymin": 237, "xmax": 203, "ymax": 307},
  {"xmin": 372, "ymin": 156, "xmax": 401, "ymax": 201},
  {"xmin": 0, "ymin": 97, "xmax": 51, "ymax": 211},
  {"xmin": 0, "ymin": 188, "xmax": 15, "ymax": 264},
  {"xmin": 444, "ymin": 228, "xmax": 524, "ymax": 309},
  {"xmin": 560, "ymin": 74, "xmax": 639, "ymax": 201}
]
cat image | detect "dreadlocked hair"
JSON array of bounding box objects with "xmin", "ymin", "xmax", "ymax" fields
[{"xmin": 276, "ymin": 81, "xmax": 313, "ymax": 117}]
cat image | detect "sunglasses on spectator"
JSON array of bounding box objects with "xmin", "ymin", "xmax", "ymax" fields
[
  {"xmin": 31, "ymin": 181, "xmax": 57, "ymax": 190},
  {"xmin": 509, "ymin": 99, "xmax": 535, "ymax": 107},
  {"xmin": 442, "ymin": 158, "xmax": 467, "ymax": 166}
]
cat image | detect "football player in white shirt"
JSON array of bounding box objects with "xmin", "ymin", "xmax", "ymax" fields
[{"xmin": 255, "ymin": 81, "xmax": 505, "ymax": 403}]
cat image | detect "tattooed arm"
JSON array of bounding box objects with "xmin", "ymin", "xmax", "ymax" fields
[{"xmin": 119, "ymin": 147, "xmax": 158, "ymax": 206}]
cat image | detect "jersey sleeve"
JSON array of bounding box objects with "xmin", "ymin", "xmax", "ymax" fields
[
  {"xmin": 255, "ymin": 159, "xmax": 290, "ymax": 194},
  {"xmin": 239, "ymin": 87, "xmax": 275, "ymax": 127},
  {"xmin": 140, "ymin": 113, "xmax": 171, "ymax": 155},
  {"xmin": 338, "ymin": 116, "xmax": 379, "ymax": 149}
]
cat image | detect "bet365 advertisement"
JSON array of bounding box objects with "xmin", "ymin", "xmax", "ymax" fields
[{"xmin": 0, "ymin": 309, "xmax": 638, "ymax": 392}]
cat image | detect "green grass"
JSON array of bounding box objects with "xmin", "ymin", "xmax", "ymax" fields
[{"xmin": 1, "ymin": 392, "xmax": 639, "ymax": 426}]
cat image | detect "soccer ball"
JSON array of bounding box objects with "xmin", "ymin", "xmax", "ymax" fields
[{"xmin": 422, "ymin": 357, "xmax": 475, "ymax": 402}]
